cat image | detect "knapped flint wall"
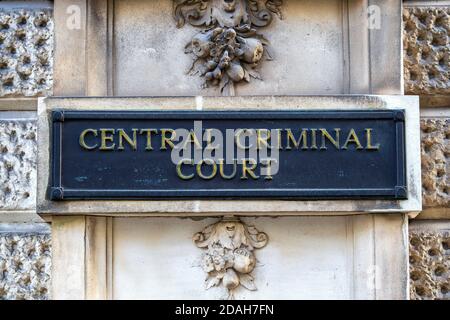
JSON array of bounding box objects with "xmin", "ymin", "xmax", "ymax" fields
[
  {"xmin": 0, "ymin": 9, "xmax": 53, "ymax": 97},
  {"xmin": 403, "ymin": 7, "xmax": 450, "ymax": 95},
  {"xmin": 0, "ymin": 233, "xmax": 51, "ymax": 300}
]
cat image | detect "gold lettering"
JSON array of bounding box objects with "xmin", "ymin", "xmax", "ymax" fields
[
  {"xmin": 241, "ymin": 159, "xmax": 259, "ymax": 180},
  {"xmin": 235, "ymin": 129, "xmax": 252, "ymax": 150},
  {"xmin": 205, "ymin": 129, "xmax": 215, "ymax": 151},
  {"xmin": 79, "ymin": 129, "xmax": 98, "ymax": 150},
  {"xmin": 140, "ymin": 129, "xmax": 158, "ymax": 150},
  {"xmin": 196, "ymin": 159, "xmax": 217, "ymax": 180},
  {"xmin": 160, "ymin": 129, "xmax": 176, "ymax": 150},
  {"xmin": 117, "ymin": 129, "xmax": 138, "ymax": 150},
  {"xmin": 176, "ymin": 159, "xmax": 194, "ymax": 180},
  {"xmin": 342, "ymin": 129, "xmax": 364, "ymax": 150},
  {"xmin": 320, "ymin": 128, "xmax": 341, "ymax": 150},
  {"xmin": 310, "ymin": 129, "xmax": 318, "ymax": 150},
  {"xmin": 257, "ymin": 129, "xmax": 271, "ymax": 150},
  {"xmin": 99, "ymin": 129, "xmax": 115, "ymax": 150},
  {"xmin": 365, "ymin": 128, "xmax": 380, "ymax": 150},
  {"xmin": 183, "ymin": 131, "xmax": 202, "ymax": 150},
  {"xmin": 275, "ymin": 129, "xmax": 282, "ymax": 150},
  {"xmin": 218, "ymin": 159, "xmax": 237, "ymax": 180},
  {"xmin": 286, "ymin": 129, "xmax": 308, "ymax": 150},
  {"xmin": 261, "ymin": 159, "xmax": 276, "ymax": 180}
]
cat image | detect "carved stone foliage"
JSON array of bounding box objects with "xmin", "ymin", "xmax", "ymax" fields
[
  {"xmin": 0, "ymin": 233, "xmax": 51, "ymax": 300},
  {"xmin": 0, "ymin": 9, "xmax": 53, "ymax": 97},
  {"xmin": 410, "ymin": 231, "xmax": 450, "ymax": 300},
  {"xmin": 173, "ymin": 0, "xmax": 283, "ymax": 95},
  {"xmin": 421, "ymin": 118, "xmax": 449, "ymax": 208},
  {"xmin": 403, "ymin": 7, "xmax": 450, "ymax": 95},
  {"xmin": 193, "ymin": 217, "xmax": 268, "ymax": 299}
]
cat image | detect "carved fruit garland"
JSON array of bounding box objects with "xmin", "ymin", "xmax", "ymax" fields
[
  {"xmin": 173, "ymin": 0, "xmax": 283, "ymax": 96},
  {"xmin": 193, "ymin": 217, "xmax": 268, "ymax": 299}
]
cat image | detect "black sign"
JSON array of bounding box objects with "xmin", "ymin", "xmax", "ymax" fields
[{"xmin": 50, "ymin": 110, "xmax": 406, "ymax": 200}]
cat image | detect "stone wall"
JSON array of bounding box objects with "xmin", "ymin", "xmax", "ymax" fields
[
  {"xmin": 0, "ymin": 227, "xmax": 51, "ymax": 300},
  {"xmin": 403, "ymin": 2, "xmax": 450, "ymax": 214},
  {"xmin": 0, "ymin": 0, "xmax": 448, "ymax": 300},
  {"xmin": 404, "ymin": 1, "xmax": 450, "ymax": 301},
  {"xmin": 403, "ymin": 6, "xmax": 449, "ymax": 96},
  {"xmin": 0, "ymin": 3, "xmax": 52, "ymax": 301},
  {"xmin": 0, "ymin": 9, "xmax": 53, "ymax": 97},
  {"xmin": 0, "ymin": 118, "xmax": 36, "ymax": 210}
]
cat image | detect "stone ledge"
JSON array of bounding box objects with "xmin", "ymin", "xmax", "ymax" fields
[{"xmin": 0, "ymin": 98, "xmax": 38, "ymax": 111}]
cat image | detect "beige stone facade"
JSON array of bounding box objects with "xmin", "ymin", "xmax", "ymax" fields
[
  {"xmin": 0, "ymin": 0, "xmax": 448, "ymax": 300},
  {"xmin": 0, "ymin": 226, "xmax": 51, "ymax": 300}
]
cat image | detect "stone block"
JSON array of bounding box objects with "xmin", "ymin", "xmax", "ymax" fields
[
  {"xmin": 403, "ymin": 6, "xmax": 450, "ymax": 96},
  {"xmin": 0, "ymin": 224, "xmax": 51, "ymax": 300},
  {"xmin": 421, "ymin": 118, "xmax": 449, "ymax": 208},
  {"xmin": 0, "ymin": 117, "xmax": 36, "ymax": 210},
  {"xmin": 0, "ymin": 8, "xmax": 53, "ymax": 97},
  {"xmin": 409, "ymin": 220, "xmax": 450, "ymax": 300},
  {"xmin": 37, "ymin": 95, "xmax": 422, "ymax": 216}
]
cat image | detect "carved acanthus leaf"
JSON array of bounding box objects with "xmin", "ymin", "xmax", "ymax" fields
[
  {"xmin": 173, "ymin": 0, "xmax": 211, "ymax": 28},
  {"xmin": 174, "ymin": 0, "xmax": 283, "ymax": 29},
  {"xmin": 247, "ymin": 0, "xmax": 283, "ymax": 27}
]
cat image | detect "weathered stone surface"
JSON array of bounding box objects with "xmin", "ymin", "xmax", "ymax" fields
[
  {"xmin": 409, "ymin": 230, "xmax": 450, "ymax": 300},
  {"xmin": 0, "ymin": 119, "xmax": 36, "ymax": 210},
  {"xmin": 403, "ymin": 7, "xmax": 450, "ymax": 95},
  {"xmin": 193, "ymin": 217, "xmax": 268, "ymax": 299},
  {"xmin": 0, "ymin": 233, "xmax": 51, "ymax": 300},
  {"xmin": 421, "ymin": 118, "xmax": 450, "ymax": 208},
  {"xmin": 0, "ymin": 9, "xmax": 53, "ymax": 97}
]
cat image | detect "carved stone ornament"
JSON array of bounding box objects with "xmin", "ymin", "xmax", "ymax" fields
[
  {"xmin": 173, "ymin": 0, "xmax": 283, "ymax": 95},
  {"xmin": 193, "ymin": 217, "xmax": 268, "ymax": 299}
]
